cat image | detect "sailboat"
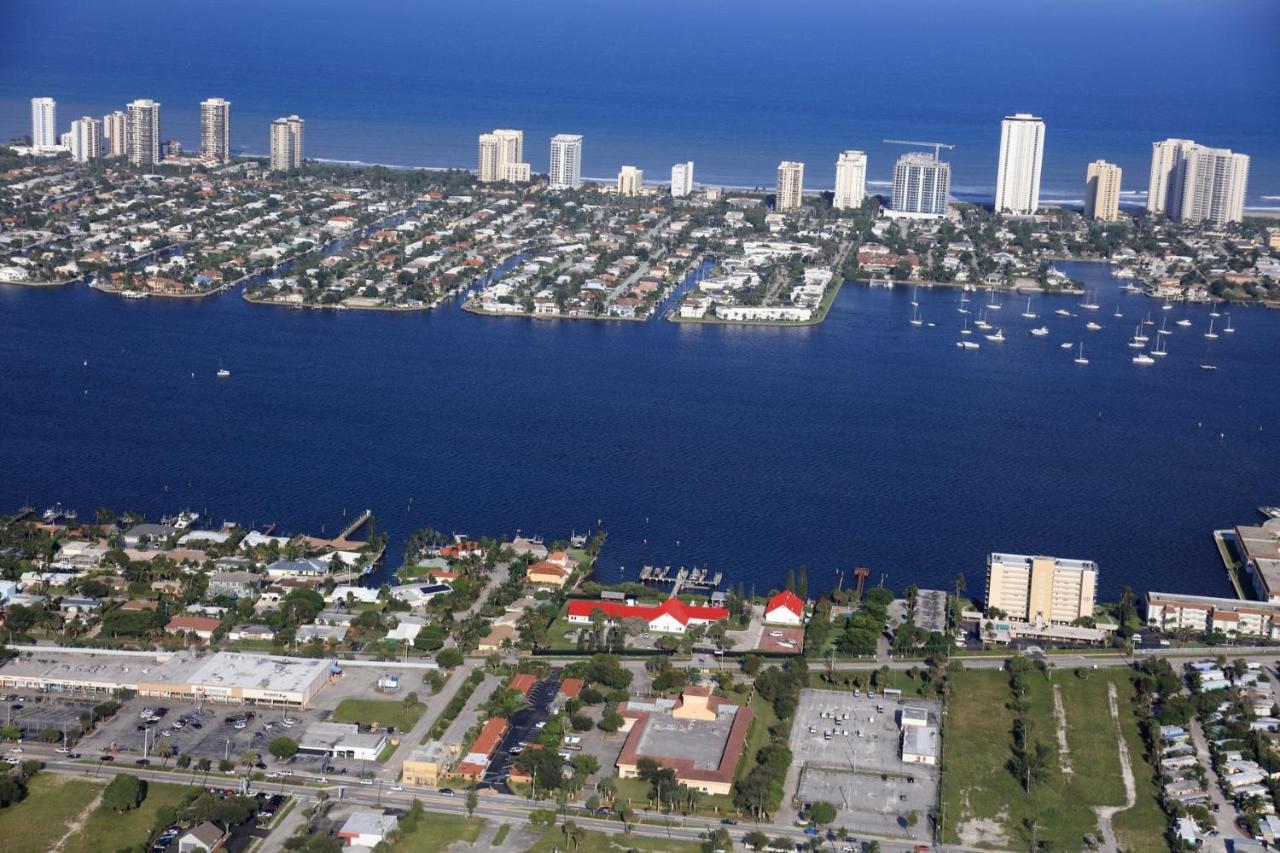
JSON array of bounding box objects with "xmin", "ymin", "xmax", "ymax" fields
[
  {"xmin": 1079, "ymin": 290, "xmax": 1100, "ymax": 311},
  {"xmin": 1210, "ymin": 308, "xmax": 1221, "ymax": 318},
  {"xmin": 216, "ymin": 358, "xmax": 231, "ymax": 378},
  {"xmin": 1223, "ymin": 313, "xmax": 1234, "ymax": 333},
  {"xmin": 911, "ymin": 286, "xmax": 920, "ymax": 307},
  {"xmin": 1113, "ymin": 306, "xmax": 1123, "ymax": 319},
  {"xmin": 909, "ymin": 305, "xmax": 923, "ymax": 327},
  {"xmin": 1142, "ymin": 311, "xmax": 1154, "ymax": 326},
  {"xmin": 1176, "ymin": 318, "xmax": 1192, "ymax": 327},
  {"xmin": 986, "ymin": 287, "xmax": 1002, "ymax": 310},
  {"xmin": 1132, "ymin": 351, "xmax": 1155, "ymax": 366},
  {"xmin": 1204, "ymin": 319, "xmax": 1218, "ymax": 340},
  {"xmin": 1162, "ymin": 297, "xmax": 1173, "ymax": 311},
  {"xmin": 975, "ymin": 310, "xmax": 991, "ymax": 330},
  {"xmin": 984, "ymin": 328, "xmax": 1005, "ymax": 342},
  {"xmin": 1152, "ymin": 335, "xmax": 1168, "ymax": 358},
  {"xmin": 1158, "ymin": 317, "xmax": 1171, "ymax": 336},
  {"xmin": 1020, "ymin": 296, "xmax": 1036, "ymax": 320},
  {"xmin": 1128, "ymin": 323, "xmax": 1146, "ymax": 348},
  {"xmin": 957, "ymin": 292, "xmax": 970, "ymax": 315},
  {"xmin": 1074, "ymin": 342, "xmax": 1089, "ymax": 365},
  {"xmin": 960, "ymin": 317, "xmax": 972, "ymax": 336}
]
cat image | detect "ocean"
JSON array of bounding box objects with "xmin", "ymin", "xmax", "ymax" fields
[
  {"xmin": 2, "ymin": 0, "xmax": 1279, "ymax": 207},
  {"xmin": 0, "ymin": 263, "xmax": 1276, "ymax": 600}
]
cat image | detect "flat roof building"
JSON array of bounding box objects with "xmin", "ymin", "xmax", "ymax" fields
[
  {"xmin": 1146, "ymin": 591, "xmax": 1280, "ymax": 640},
  {"xmin": 402, "ymin": 740, "xmax": 452, "ymax": 788},
  {"xmin": 616, "ymin": 687, "xmax": 752, "ymax": 796},
  {"xmin": 985, "ymin": 552, "xmax": 1097, "ymax": 625},
  {"xmin": 1237, "ymin": 525, "xmax": 1280, "ymax": 602}
]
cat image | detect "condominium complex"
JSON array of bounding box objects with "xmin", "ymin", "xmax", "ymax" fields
[
  {"xmin": 833, "ymin": 150, "xmax": 868, "ymax": 210},
  {"xmin": 1084, "ymin": 160, "xmax": 1122, "ymax": 221},
  {"xmin": 126, "ymin": 99, "xmax": 161, "ymax": 166},
  {"xmin": 200, "ymin": 98, "xmax": 232, "ymax": 163},
  {"xmin": 102, "ymin": 111, "xmax": 127, "ymax": 158},
  {"xmin": 31, "ymin": 97, "xmax": 57, "ymax": 151},
  {"xmin": 617, "ymin": 165, "xmax": 643, "ymax": 197},
  {"xmin": 890, "ymin": 152, "xmax": 950, "ymax": 216},
  {"xmin": 985, "ymin": 552, "xmax": 1098, "ymax": 624},
  {"xmin": 477, "ymin": 128, "xmax": 529, "ymax": 183},
  {"xmin": 270, "ymin": 115, "xmax": 305, "ymax": 171},
  {"xmin": 548, "ymin": 134, "xmax": 583, "ymax": 190},
  {"xmin": 670, "ymin": 161, "xmax": 694, "ymax": 198},
  {"xmin": 69, "ymin": 117, "xmax": 102, "ymax": 163},
  {"xmin": 1147, "ymin": 138, "xmax": 1250, "ymax": 225},
  {"xmin": 994, "ymin": 113, "xmax": 1045, "ymax": 215},
  {"xmin": 775, "ymin": 160, "xmax": 804, "ymax": 211}
]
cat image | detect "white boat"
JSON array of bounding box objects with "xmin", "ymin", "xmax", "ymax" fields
[
  {"xmin": 986, "ymin": 287, "xmax": 1001, "ymax": 310},
  {"xmin": 1210, "ymin": 309, "xmax": 1220, "ymax": 318},
  {"xmin": 1080, "ymin": 289, "xmax": 1100, "ymax": 311},
  {"xmin": 911, "ymin": 286, "xmax": 919, "ymax": 307},
  {"xmin": 974, "ymin": 310, "xmax": 991, "ymax": 330},
  {"xmin": 956, "ymin": 340, "xmax": 980, "ymax": 350},
  {"xmin": 1113, "ymin": 306, "xmax": 1123, "ymax": 319},
  {"xmin": 1030, "ymin": 326, "xmax": 1049, "ymax": 337},
  {"xmin": 1176, "ymin": 318, "xmax": 1192, "ymax": 327},
  {"xmin": 909, "ymin": 305, "xmax": 923, "ymax": 327},
  {"xmin": 1157, "ymin": 317, "xmax": 1170, "ymax": 336},
  {"xmin": 1132, "ymin": 353, "xmax": 1155, "ymax": 366},
  {"xmin": 1200, "ymin": 363, "xmax": 1217, "ymax": 371},
  {"xmin": 120, "ymin": 290, "xmax": 147, "ymax": 300},
  {"xmin": 1059, "ymin": 341, "xmax": 1074, "ymax": 350},
  {"xmin": 1132, "ymin": 323, "xmax": 1149, "ymax": 344},
  {"xmin": 1152, "ymin": 337, "xmax": 1168, "ymax": 358},
  {"xmin": 217, "ymin": 368, "xmax": 231, "ymax": 378},
  {"xmin": 1020, "ymin": 297, "xmax": 1036, "ymax": 320},
  {"xmin": 1142, "ymin": 312, "xmax": 1154, "ymax": 326},
  {"xmin": 1204, "ymin": 319, "xmax": 1218, "ymax": 340},
  {"xmin": 1055, "ymin": 308, "xmax": 1072, "ymax": 317},
  {"xmin": 984, "ymin": 329, "xmax": 1005, "ymax": 342},
  {"xmin": 1074, "ymin": 343, "xmax": 1089, "ymax": 365},
  {"xmin": 1114, "ymin": 267, "xmax": 1136, "ymax": 279},
  {"xmin": 1086, "ymin": 321, "xmax": 1101, "ymax": 331},
  {"xmin": 960, "ymin": 317, "xmax": 972, "ymax": 336},
  {"xmin": 1223, "ymin": 313, "xmax": 1234, "ymax": 333},
  {"xmin": 1162, "ymin": 298, "xmax": 1173, "ymax": 311},
  {"xmin": 957, "ymin": 292, "xmax": 970, "ymax": 314}
]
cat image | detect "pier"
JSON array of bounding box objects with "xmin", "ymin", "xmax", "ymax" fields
[
  {"xmin": 638, "ymin": 564, "xmax": 723, "ymax": 595},
  {"xmin": 338, "ymin": 508, "xmax": 374, "ymax": 541}
]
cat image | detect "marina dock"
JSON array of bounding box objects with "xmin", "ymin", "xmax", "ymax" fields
[{"xmin": 638, "ymin": 564, "xmax": 723, "ymax": 595}]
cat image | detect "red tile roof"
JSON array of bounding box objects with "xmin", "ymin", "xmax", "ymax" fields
[
  {"xmin": 766, "ymin": 590, "xmax": 804, "ymax": 617},
  {"xmin": 558, "ymin": 678, "xmax": 584, "ymax": 699},
  {"xmin": 566, "ymin": 597, "xmax": 728, "ymax": 627},
  {"xmin": 165, "ymin": 615, "xmax": 221, "ymax": 634},
  {"xmin": 509, "ymin": 673, "xmax": 536, "ymax": 696}
]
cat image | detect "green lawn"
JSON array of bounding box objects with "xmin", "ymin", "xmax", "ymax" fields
[
  {"xmin": 524, "ymin": 827, "xmax": 702, "ymax": 852},
  {"xmin": 492, "ymin": 823, "xmax": 511, "ymax": 846},
  {"xmin": 612, "ymin": 777, "xmax": 735, "ymax": 819},
  {"xmin": 0, "ymin": 773, "xmax": 103, "ymax": 853},
  {"xmin": 940, "ymin": 668, "xmax": 1165, "ymax": 851},
  {"xmin": 330, "ymin": 698, "xmax": 426, "ymax": 731},
  {"xmin": 64, "ymin": 781, "xmax": 198, "ymax": 853},
  {"xmin": 394, "ymin": 813, "xmax": 485, "ymax": 849},
  {"xmin": 807, "ymin": 669, "xmax": 928, "ymax": 696}
]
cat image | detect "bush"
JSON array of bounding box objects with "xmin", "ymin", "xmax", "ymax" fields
[
  {"xmin": 570, "ymin": 714, "xmax": 593, "ymax": 732},
  {"xmin": 528, "ymin": 808, "xmax": 557, "ymax": 827},
  {"xmin": 103, "ymin": 774, "xmax": 146, "ymax": 812},
  {"xmin": 269, "ymin": 737, "xmax": 299, "ymax": 759}
]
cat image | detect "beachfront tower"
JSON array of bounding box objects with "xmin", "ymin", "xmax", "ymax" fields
[
  {"xmin": 1084, "ymin": 160, "xmax": 1122, "ymax": 221},
  {"xmin": 200, "ymin": 98, "xmax": 232, "ymax": 164},
  {"xmin": 617, "ymin": 165, "xmax": 644, "ymax": 197},
  {"xmin": 891, "ymin": 152, "xmax": 950, "ymax": 216},
  {"xmin": 775, "ymin": 161, "xmax": 804, "ymax": 211},
  {"xmin": 126, "ymin": 99, "xmax": 161, "ymax": 166},
  {"xmin": 994, "ymin": 113, "xmax": 1045, "ymax": 215},
  {"xmin": 833, "ymin": 150, "xmax": 868, "ymax": 210},
  {"xmin": 269, "ymin": 115, "xmax": 304, "ymax": 171},
  {"xmin": 671, "ymin": 161, "xmax": 694, "ymax": 198},
  {"xmin": 549, "ymin": 134, "xmax": 583, "ymax": 190},
  {"xmin": 102, "ymin": 111, "xmax": 127, "ymax": 157},
  {"xmin": 69, "ymin": 117, "xmax": 102, "ymax": 163},
  {"xmin": 478, "ymin": 129, "xmax": 528, "ymax": 183},
  {"xmin": 31, "ymin": 97, "xmax": 57, "ymax": 151}
]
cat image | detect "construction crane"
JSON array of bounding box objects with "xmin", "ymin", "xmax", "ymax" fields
[{"xmin": 883, "ymin": 139, "xmax": 955, "ymax": 159}]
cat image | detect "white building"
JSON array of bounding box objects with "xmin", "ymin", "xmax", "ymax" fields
[
  {"xmin": 902, "ymin": 723, "xmax": 939, "ymax": 765},
  {"xmin": 671, "ymin": 161, "xmax": 694, "ymax": 197},
  {"xmin": 891, "ymin": 152, "xmax": 950, "ymax": 216},
  {"xmin": 1147, "ymin": 138, "xmax": 1196, "ymax": 217},
  {"xmin": 1180, "ymin": 145, "xmax": 1249, "ymax": 226},
  {"xmin": 126, "ymin": 99, "xmax": 161, "ymax": 166},
  {"xmin": 994, "ymin": 113, "xmax": 1045, "ymax": 215},
  {"xmin": 199, "ymin": 98, "xmax": 231, "ymax": 163},
  {"xmin": 103, "ymin": 111, "xmax": 127, "ymax": 157},
  {"xmin": 31, "ymin": 97, "xmax": 57, "ymax": 151},
  {"xmin": 69, "ymin": 117, "xmax": 102, "ymax": 163},
  {"xmin": 337, "ymin": 809, "xmax": 399, "ymax": 848},
  {"xmin": 270, "ymin": 115, "xmax": 304, "ymax": 171},
  {"xmin": 477, "ymin": 128, "xmax": 529, "ymax": 183},
  {"xmin": 776, "ymin": 161, "xmax": 804, "ymax": 211},
  {"xmin": 549, "ymin": 133, "xmax": 583, "ymax": 189},
  {"xmin": 833, "ymin": 150, "xmax": 867, "ymax": 210},
  {"xmin": 617, "ymin": 165, "xmax": 643, "ymax": 196}
]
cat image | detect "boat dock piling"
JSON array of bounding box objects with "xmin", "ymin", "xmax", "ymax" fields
[{"xmin": 638, "ymin": 564, "xmax": 723, "ymax": 595}]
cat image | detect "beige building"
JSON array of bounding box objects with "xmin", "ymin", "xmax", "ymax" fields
[
  {"xmin": 776, "ymin": 161, "xmax": 804, "ymax": 211},
  {"xmin": 985, "ymin": 552, "xmax": 1098, "ymax": 624},
  {"xmin": 400, "ymin": 740, "xmax": 453, "ymax": 787},
  {"xmin": 270, "ymin": 115, "xmax": 304, "ymax": 171},
  {"xmin": 1084, "ymin": 160, "xmax": 1122, "ymax": 221},
  {"xmin": 200, "ymin": 98, "xmax": 231, "ymax": 163},
  {"xmin": 617, "ymin": 165, "xmax": 644, "ymax": 196},
  {"xmin": 477, "ymin": 128, "xmax": 529, "ymax": 183},
  {"xmin": 1146, "ymin": 591, "xmax": 1280, "ymax": 640},
  {"xmin": 126, "ymin": 99, "xmax": 161, "ymax": 166},
  {"xmin": 103, "ymin": 111, "xmax": 127, "ymax": 158}
]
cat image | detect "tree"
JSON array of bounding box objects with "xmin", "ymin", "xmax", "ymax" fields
[
  {"xmin": 238, "ymin": 749, "xmax": 260, "ymax": 768},
  {"xmin": 809, "ymin": 800, "xmax": 837, "ymax": 825},
  {"xmin": 176, "ymin": 753, "xmax": 192, "ymax": 769},
  {"xmin": 155, "ymin": 740, "xmax": 175, "ymax": 766},
  {"xmin": 436, "ymin": 648, "xmax": 464, "ymax": 669},
  {"xmin": 465, "ymin": 786, "xmax": 479, "ymax": 817},
  {"xmin": 102, "ymin": 774, "xmax": 145, "ymax": 812},
  {"xmin": 744, "ymin": 830, "xmax": 770, "ymax": 851},
  {"xmin": 269, "ymin": 736, "xmax": 299, "ymax": 760}
]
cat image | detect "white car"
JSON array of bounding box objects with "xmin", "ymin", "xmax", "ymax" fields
[
  {"xmin": 534, "ymin": 721, "xmax": 546, "ymax": 729},
  {"xmin": 390, "ymin": 785, "xmax": 403, "ymax": 792},
  {"xmin": 234, "ymin": 722, "xmax": 247, "ymax": 729},
  {"xmin": 55, "ymin": 747, "xmax": 70, "ymax": 754},
  {"xmin": 768, "ymin": 631, "xmax": 783, "ymax": 638},
  {"xmin": 359, "ymin": 778, "xmax": 374, "ymax": 786}
]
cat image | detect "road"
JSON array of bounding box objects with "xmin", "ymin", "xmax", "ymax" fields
[
  {"xmin": 1188, "ymin": 716, "xmax": 1235, "ymax": 852},
  {"xmin": 378, "ymin": 658, "xmax": 480, "ymax": 776}
]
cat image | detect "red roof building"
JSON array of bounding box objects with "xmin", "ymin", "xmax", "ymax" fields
[
  {"xmin": 509, "ymin": 673, "xmax": 536, "ymax": 696},
  {"xmin": 764, "ymin": 590, "xmax": 805, "ymax": 625},
  {"xmin": 457, "ymin": 717, "xmax": 508, "ymax": 779},
  {"xmin": 164, "ymin": 615, "xmax": 221, "ymax": 640},
  {"xmin": 566, "ymin": 597, "xmax": 728, "ymax": 634}
]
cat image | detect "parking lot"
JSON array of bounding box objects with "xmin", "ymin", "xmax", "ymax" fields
[
  {"xmin": 756, "ymin": 626, "xmax": 804, "ymax": 654},
  {"xmin": 789, "ymin": 689, "xmax": 939, "ymax": 837},
  {"xmin": 0, "ymin": 693, "xmax": 94, "ymax": 743}
]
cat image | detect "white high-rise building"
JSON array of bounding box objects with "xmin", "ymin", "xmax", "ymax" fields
[
  {"xmin": 994, "ymin": 113, "xmax": 1045, "ymax": 215},
  {"xmin": 776, "ymin": 161, "xmax": 804, "ymax": 211},
  {"xmin": 200, "ymin": 98, "xmax": 232, "ymax": 163},
  {"xmin": 1147, "ymin": 138, "xmax": 1195, "ymax": 217},
  {"xmin": 102, "ymin": 111, "xmax": 127, "ymax": 157},
  {"xmin": 126, "ymin": 99, "xmax": 161, "ymax": 166},
  {"xmin": 270, "ymin": 115, "xmax": 304, "ymax": 171},
  {"xmin": 31, "ymin": 97, "xmax": 57, "ymax": 151},
  {"xmin": 477, "ymin": 129, "xmax": 528, "ymax": 183},
  {"xmin": 833, "ymin": 150, "xmax": 868, "ymax": 210},
  {"xmin": 891, "ymin": 152, "xmax": 951, "ymax": 217},
  {"xmin": 1180, "ymin": 146, "xmax": 1249, "ymax": 226},
  {"xmin": 670, "ymin": 161, "xmax": 694, "ymax": 198},
  {"xmin": 549, "ymin": 134, "xmax": 583, "ymax": 190},
  {"xmin": 1084, "ymin": 160, "xmax": 1122, "ymax": 222},
  {"xmin": 617, "ymin": 165, "xmax": 644, "ymax": 197},
  {"xmin": 69, "ymin": 117, "xmax": 102, "ymax": 163}
]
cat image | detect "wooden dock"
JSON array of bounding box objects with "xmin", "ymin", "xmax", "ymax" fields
[
  {"xmin": 338, "ymin": 509, "xmax": 373, "ymax": 542},
  {"xmin": 1213, "ymin": 529, "xmax": 1247, "ymax": 599},
  {"xmin": 638, "ymin": 565, "xmax": 723, "ymax": 595}
]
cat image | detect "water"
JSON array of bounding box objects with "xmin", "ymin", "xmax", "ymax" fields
[
  {"xmin": 2, "ymin": 0, "xmax": 1279, "ymax": 207},
  {"xmin": 1, "ymin": 262, "xmax": 1276, "ymax": 600}
]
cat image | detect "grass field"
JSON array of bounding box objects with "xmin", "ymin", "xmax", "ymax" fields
[
  {"xmin": 64, "ymin": 781, "xmax": 198, "ymax": 853},
  {"xmin": 940, "ymin": 667, "xmax": 1167, "ymax": 851},
  {"xmin": 330, "ymin": 698, "xmax": 425, "ymax": 731},
  {"xmin": 525, "ymin": 827, "xmax": 702, "ymax": 852},
  {"xmin": 0, "ymin": 773, "xmax": 104, "ymax": 853},
  {"xmin": 394, "ymin": 813, "xmax": 485, "ymax": 849}
]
